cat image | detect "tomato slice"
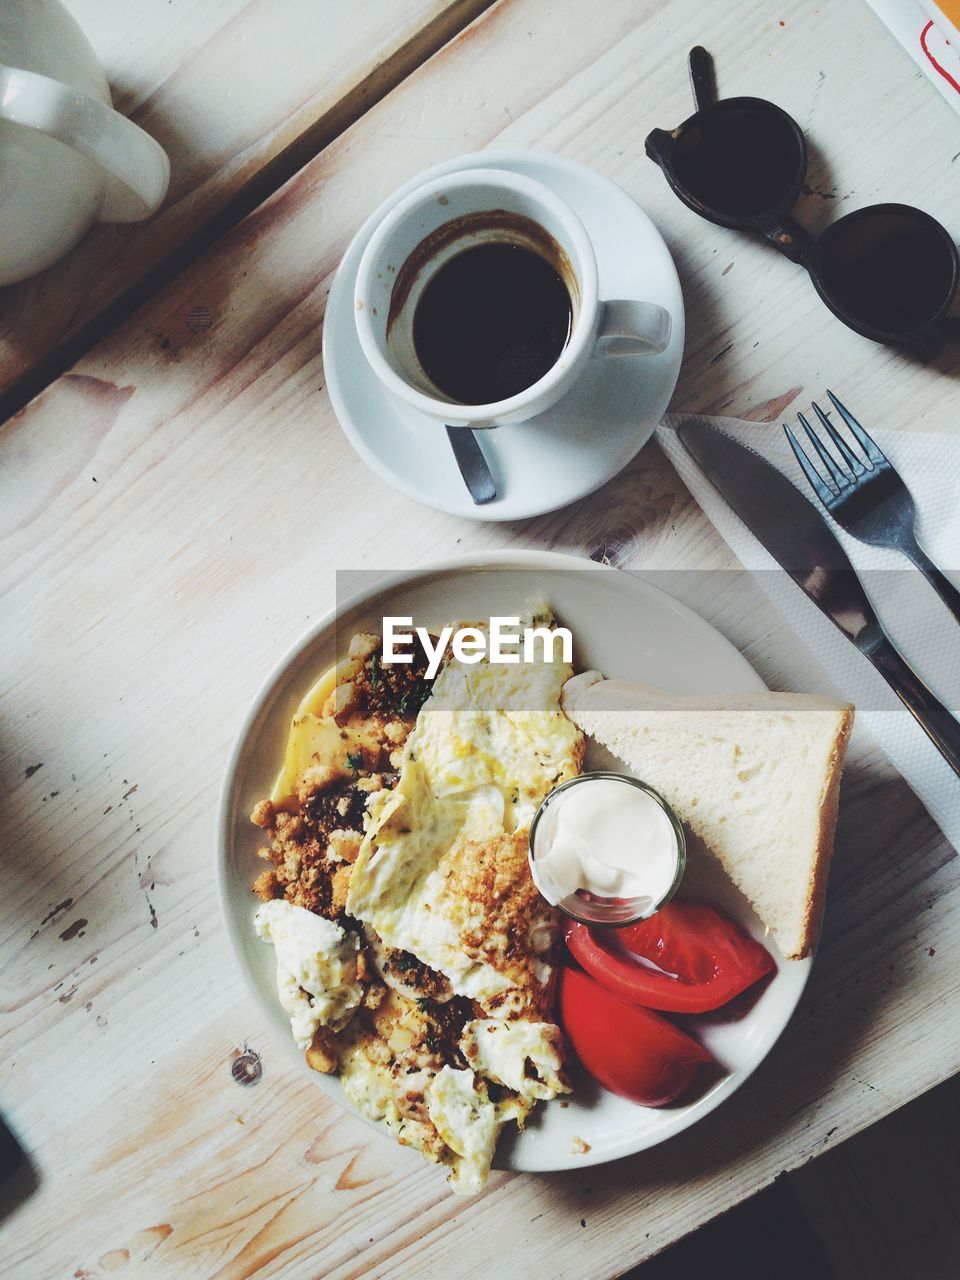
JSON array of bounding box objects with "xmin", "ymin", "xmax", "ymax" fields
[
  {"xmin": 564, "ymin": 901, "xmax": 775, "ymax": 1014},
  {"xmin": 559, "ymin": 964, "xmax": 713, "ymax": 1106}
]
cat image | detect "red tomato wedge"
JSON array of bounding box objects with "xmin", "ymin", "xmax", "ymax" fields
[
  {"xmin": 564, "ymin": 901, "xmax": 775, "ymax": 1015},
  {"xmin": 559, "ymin": 965, "xmax": 713, "ymax": 1106}
]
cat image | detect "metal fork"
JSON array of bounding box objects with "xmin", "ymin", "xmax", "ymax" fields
[{"xmin": 784, "ymin": 391, "xmax": 960, "ymax": 626}]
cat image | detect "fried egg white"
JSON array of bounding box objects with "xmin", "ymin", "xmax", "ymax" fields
[
  {"xmin": 426, "ymin": 1067, "xmax": 500, "ymax": 1195},
  {"xmin": 258, "ymin": 606, "xmax": 579, "ymax": 1194},
  {"xmin": 331, "ymin": 993, "xmax": 571, "ymax": 1193},
  {"xmin": 337, "ymin": 992, "xmax": 448, "ymax": 1165},
  {"xmin": 459, "ymin": 1019, "xmax": 567, "ymax": 1102},
  {"xmin": 254, "ymin": 900, "xmax": 362, "ymax": 1047},
  {"xmin": 346, "ymin": 605, "xmax": 582, "ymax": 1013}
]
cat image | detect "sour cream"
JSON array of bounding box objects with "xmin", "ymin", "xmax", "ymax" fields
[{"xmin": 529, "ymin": 774, "xmax": 684, "ymax": 922}]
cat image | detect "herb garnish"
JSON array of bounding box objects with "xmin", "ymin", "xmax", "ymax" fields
[
  {"xmin": 346, "ymin": 751, "xmax": 363, "ymax": 772},
  {"xmin": 369, "ymin": 651, "xmax": 379, "ymax": 690}
]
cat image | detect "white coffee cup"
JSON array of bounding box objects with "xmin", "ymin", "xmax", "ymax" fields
[
  {"xmin": 0, "ymin": 0, "xmax": 170, "ymax": 287},
  {"xmin": 354, "ymin": 168, "xmax": 672, "ymax": 429}
]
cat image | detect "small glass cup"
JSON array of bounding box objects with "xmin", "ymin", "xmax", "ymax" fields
[{"xmin": 528, "ymin": 771, "xmax": 686, "ymax": 926}]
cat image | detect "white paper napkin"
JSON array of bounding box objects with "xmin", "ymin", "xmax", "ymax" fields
[{"xmin": 657, "ymin": 411, "xmax": 960, "ymax": 851}]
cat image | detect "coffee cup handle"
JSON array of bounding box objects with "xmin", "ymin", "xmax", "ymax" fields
[
  {"xmin": 594, "ymin": 300, "xmax": 672, "ymax": 356},
  {"xmin": 0, "ymin": 62, "xmax": 169, "ymax": 222}
]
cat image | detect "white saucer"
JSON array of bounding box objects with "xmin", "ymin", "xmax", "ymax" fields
[{"xmin": 322, "ymin": 150, "xmax": 685, "ymax": 521}]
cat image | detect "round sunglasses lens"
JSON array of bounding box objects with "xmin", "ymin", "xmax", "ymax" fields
[
  {"xmin": 672, "ymin": 102, "xmax": 804, "ymax": 218},
  {"xmin": 816, "ymin": 208, "xmax": 956, "ymax": 334}
]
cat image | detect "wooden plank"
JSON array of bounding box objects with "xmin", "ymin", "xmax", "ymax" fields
[
  {"xmin": 788, "ymin": 1074, "xmax": 960, "ymax": 1280},
  {"xmin": 623, "ymin": 1180, "xmax": 839, "ymax": 1280},
  {"xmin": 0, "ymin": 0, "xmax": 495, "ymax": 413},
  {"xmin": 2, "ymin": 0, "xmax": 958, "ymax": 1276},
  {"xmin": 628, "ymin": 1074, "xmax": 960, "ymax": 1278}
]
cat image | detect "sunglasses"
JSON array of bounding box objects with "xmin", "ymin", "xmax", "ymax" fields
[{"xmin": 645, "ymin": 48, "xmax": 959, "ymax": 359}]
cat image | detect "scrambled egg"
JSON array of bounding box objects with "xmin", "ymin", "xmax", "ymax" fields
[
  {"xmin": 253, "ymin": 605, "xmax": 580, "ymax": 1194},
  {"xmin": 426, "ymin": 1067, "xmax": 500, "ymax": 1195},
  {"xmin": 410, "ymin": 650, "xmax": 583, "ymax": 828},
  {"xmin": 347, "ymin": 606, "xmax": 583, "ymax": 1015},
  {"xmin": 254, "ymin": 900, "xmax": 362, "ymax": 1047},
  {"xmin": 334, "ymin": 998, "xmax": 572, "ymax": 1194},
  {"xmin": 338, "ymin": 992, "xmax": 448, "ymax": 1164},
  {"xmin": 460, "ymin": 1019, "xmax": 567, "ymax": 1102}
]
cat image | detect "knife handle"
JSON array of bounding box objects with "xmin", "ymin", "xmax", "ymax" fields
[{"xmin": 871, "ymin": 639, "xmax": 960, "ymax": 778}]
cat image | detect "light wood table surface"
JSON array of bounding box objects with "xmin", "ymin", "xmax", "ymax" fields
[
  {"xmin": 2, "ymin": 1, "xmax": 958, "ymax": 1277},
  {"xmin": 0, "ymin": 0, "xmax": 493, "ymax": 414}
]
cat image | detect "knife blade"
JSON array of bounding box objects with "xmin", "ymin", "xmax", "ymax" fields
[{"xmin": 677, "ymin": 418, "xmax": 960, "ymax": 777}]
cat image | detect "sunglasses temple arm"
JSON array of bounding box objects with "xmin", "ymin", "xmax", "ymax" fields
[{"xmin": 688, "ymin": 46, "xmax": 716, "ymax": 111}]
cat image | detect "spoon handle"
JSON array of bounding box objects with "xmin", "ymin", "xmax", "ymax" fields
[{"xmin": 446, "ymin": 426, "xmax": 497, "ymax": 505}]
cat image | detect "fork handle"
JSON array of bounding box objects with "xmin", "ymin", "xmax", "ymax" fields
[
  {"xmin": 871, "ymin": 638, "xmax": 960, "ymax": 777},
  {"xmin": 905, "ymin": 546, "xmax": 960, "ymax": 628}
]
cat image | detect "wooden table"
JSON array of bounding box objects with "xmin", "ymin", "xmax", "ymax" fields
[
  {"xmin": 2, "ymin": 1, "xmax": 958, "ymax": 1277},
  {"xmin": 0, "ymin": 0, "xmax": 494, "ymax": 416}
]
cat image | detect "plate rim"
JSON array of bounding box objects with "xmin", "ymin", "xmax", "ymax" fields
[{"xmin": 216, "ymin": 550, "xmax": 811, "ymax": 1174}]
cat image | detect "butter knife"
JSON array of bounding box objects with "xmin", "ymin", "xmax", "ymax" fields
[{"xmin": 677, "ymin": 419, "xmax": 960, "ymax": 777}]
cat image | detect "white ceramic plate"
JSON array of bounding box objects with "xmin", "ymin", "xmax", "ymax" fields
[
  {"xmin": 322, "ymin": 150, "xmax": 684, "ymax": 521},
  {"xmin": 218, "ymin": 552, "xmax": 810, "ymax": 1172}
]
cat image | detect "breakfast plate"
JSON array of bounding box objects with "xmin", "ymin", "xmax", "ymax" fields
[
  {"xmin": 322, "ymin": 150, "xmax": 685, "ymax": 521},
  {"xmin": 218, "ymin": 551, "xmax": 811, "ymax": 1174}
]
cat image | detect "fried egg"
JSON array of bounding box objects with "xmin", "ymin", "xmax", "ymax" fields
[
  {"xmin": 426, "ymin": 1067, "xmax": 500, "ymax": 1195},
  {"xmin": 254, "ymin": 900, "xmax": 362, "ymax": 1047},
  {"xmin": 254, "ymin": 604, "xmax": 580, "ymax": 1194},
  {"xmin": 269, "ymin": 653, "xmax": 379, "ymax": 804},
  {"xmin": 346, "ymin": 605, "xmax": 583, "ymax": 1014},
  {"xmin": 337, "ymin": 992, "xmax": 449, "ymax": 1165},
  {"xmin": 459, "ymin": 1018, "xmax": 567, "ymax": 1102}
]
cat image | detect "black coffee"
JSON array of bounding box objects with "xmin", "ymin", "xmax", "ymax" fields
[{"xmin": 412, "ymin": 242, "xmax": 572, "ymax": 404}]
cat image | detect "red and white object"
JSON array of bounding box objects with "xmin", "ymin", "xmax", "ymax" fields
[{"xmin": 865, "ymin": 0, "xmax": 960, "ymax": 112}]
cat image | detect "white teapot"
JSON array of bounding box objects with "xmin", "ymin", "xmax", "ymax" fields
[{"xmin": 0, "ymin": 0, "xmax": 170, "ymax": 286}]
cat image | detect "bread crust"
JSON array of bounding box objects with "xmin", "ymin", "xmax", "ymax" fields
[
  {"xmin": 795, "ymin": 702, "xmax": 855, "ymax": 959},
  {"xmin": 562, "ymin": 673, "xmax": 855, "ymax": 961}
]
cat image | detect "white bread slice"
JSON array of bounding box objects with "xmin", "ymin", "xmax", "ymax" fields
[{"xmin": 561, "ymin": 672, "xmax": 854, "ymax": 960}]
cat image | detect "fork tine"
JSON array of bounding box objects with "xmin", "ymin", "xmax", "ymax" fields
[
  {"xmin": 797, "ymin": 411, "xmax": 850, "ymax": 490},
  {"xmin": 811, "ymin": 400, "xmax": 867, "ymax": 477},
  {"xmin": 783, "ymin": 423, "xmax": 835, "ymax": 506},
  {"xmin": 826, "ymin": 390, "xmax": 886, "ymax": 467}
]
